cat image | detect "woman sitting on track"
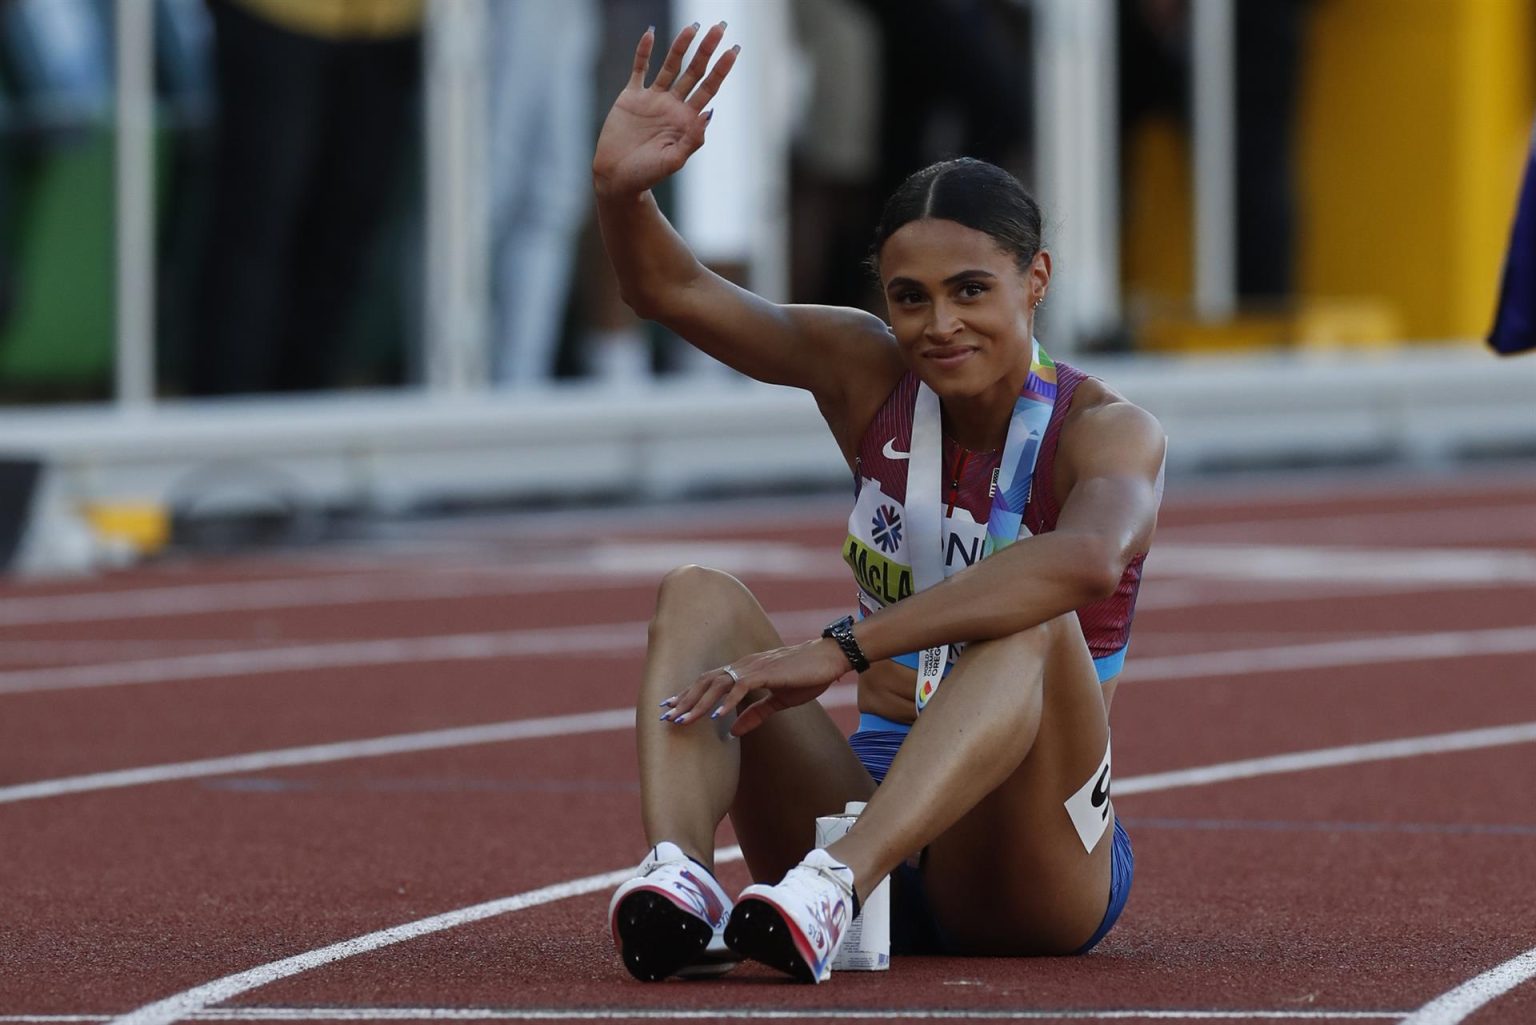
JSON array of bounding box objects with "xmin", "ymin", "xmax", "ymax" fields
[{"xmin": 598, "ymin": 23, "xmax": 1166, "ymax": 984}]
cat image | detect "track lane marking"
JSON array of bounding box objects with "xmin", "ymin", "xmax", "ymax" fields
[
  {"xmin": 0, "ymin": 533, "xmax": 1531, "ymax": 628},
  {"xmin": 2, "ymin": 619, "xmax": 1534, "ymax": 697},
  {"xmin": 96, "ymin": 721, "xmax": 1536, "ymax": 1025},
  {"xmin": 1114, "ymin": 723, "xmax": 1536, "ymax": 796},
  {"xmin": 0, "ymin": 1010, "xmax": 1414, "ymax": 1022},
  {"xmin": 7, "ymin": 642, "xmax": 1536, "ymax": 804},
  {"xmin": 98, "ymin": 849, "xmax": 737, "ymax": 1025},
  {"xmin": 1397, "ymin": 944, "xmax": 1536, "ymax": 1025},
  {"xmin": 0, "ymin": 573, "xmax": 596, "ymax": 627}
]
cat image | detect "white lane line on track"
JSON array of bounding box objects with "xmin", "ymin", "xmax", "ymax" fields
[
  {"xmin": 0, "ymin": 687, "xmax": 863, "ymax": 805},
  {"xmin": 0, "ymin": 1011, "xmax": 1413, "ymax": 1023},
  {"xmin": 1155, "ymin": 502, "xmax": 1536, "ymax": 548},
  {"xmin": 3, "ymin": 614, "xmax": 1535, "ymax": 697},
  {"xmin": 0, "ymin": 578, "xmax": 1499, "ymax": 669},
  {"xmin": 0, "ymin": 541, "xmax": 835, "ymax": 629},
  {"xmin": 0, "ymin": 609, "xmax": 841, "ymax": 696},
  {"xmin": 99, "ymin": 722, "xmax": 1534, "ymax": 1025},
  {"xmin": 197, "ymin": 1009, "xmax": 1407, "ymax": 1021},
  {"xmin": 1115, "ymin": 722, "xmax": 1536, "ymax": 796},
  {"xmin": 1398, "ymin": 944, "xmax": 1536, "ymax": 1025},
  {"xmin": 0, "ymin": 571, "xmax": 644, "ymax": 628},
  {"xmin": 1151, "ymin": 544, "xmax": 1536, "ymax": 586},
  {"xmin": 0, "ymin": 535, "xmax": 1530, "ymax": 630},
  {"xmin": 99, "ymin": 844, "xmax": 728, "ymax": 1025},
  {"xmin": 7, "ymin": 639, "xmax": 1536, "ymax": 805}
]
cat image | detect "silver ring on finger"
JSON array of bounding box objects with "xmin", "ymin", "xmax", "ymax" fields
[{"xmin": 722, "ymin": 664, "xmax": 742, "ymax": 685}]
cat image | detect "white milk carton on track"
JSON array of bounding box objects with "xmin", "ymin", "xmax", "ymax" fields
[{"xmin": 814, "ymin": 800, "xmax": 891, "ymax": 971}]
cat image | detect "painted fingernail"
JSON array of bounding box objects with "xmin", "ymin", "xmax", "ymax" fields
[
  {"xmin": 710, "ymin": 706, "xmax": 723, "ymax": 720},
  {"xmin": 719, "ymin": 20, "xmax": 728, "ymax": 29},
  {"xmin": 658, "ymin": 711, "xmax": 671, "ymax": 721},
  {"xmin": 659, "ymin": 696, "xmax": 675, "ymax": 707},
  {"xmin": 690, "ymin": 21, "xmax": 700, "ymax": 30},
  {"xmin": 703, "ymin": 109, "xmax": 714, "ymax": 122},
  {"xmin": 730, "ymin": 44, "xmax": 741, "ymax": 53},
  {"xmin": 646, "ymin": 24, "xmax": 654, "ymax": 34}
]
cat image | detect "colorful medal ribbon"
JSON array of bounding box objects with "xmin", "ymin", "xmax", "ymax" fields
[{"xmin": 907, "ymin": 338, "xmax": 1057, "ymax": 711}]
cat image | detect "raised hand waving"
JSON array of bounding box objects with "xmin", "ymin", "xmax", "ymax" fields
[{"xmin": 593, "ymin": 23, "xmax": 739, "ymax": 198}]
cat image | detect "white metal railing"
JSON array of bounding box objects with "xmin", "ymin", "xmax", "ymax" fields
[
  {"xmin": 97, "ymin": 0, "xmax": 1248, "ymax": 405},
  {"xmin": 1192, "ymin": 0, "xmax": 1237, "ymax": 320},
  {"xmin": 113, "ymin": 0, "xmax": 156, "ymax": 409},
  {"xmin": 423, "ymin": 0, "xmax": 491, "ymax": 393}
]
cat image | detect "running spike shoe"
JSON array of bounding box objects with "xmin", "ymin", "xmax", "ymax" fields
[
  {"xmin": 725, "ymin": 848, "xmax": 855, "ymax": 983},
  {"xmin": 608, "ymin": 841, "xmax": 739, "ymax": 981}
]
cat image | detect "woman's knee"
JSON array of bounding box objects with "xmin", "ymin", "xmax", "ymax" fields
[
  {"xmin": 966, "ymin": 612, "xmax": 1081, "ymax": 665},
  {"xmin": 649, "ymin": 564, "xmax": 760, "ymax": 640}
]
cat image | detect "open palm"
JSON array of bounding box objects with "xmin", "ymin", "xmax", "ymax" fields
[{"xmin": 593, "ymin": 23, "xmax": 738, "ymax": 197}]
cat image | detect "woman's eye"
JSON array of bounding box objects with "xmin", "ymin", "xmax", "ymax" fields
[
  {"xmin": 959, "ymin": 282, "xmax": 987, "ymax": 298},
  {"xmin": 897, "ymin": 290, "xmax": 925, "ymax": 305}
]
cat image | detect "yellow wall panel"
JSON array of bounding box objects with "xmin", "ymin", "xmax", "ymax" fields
[{"xmin": 1298, "ymin": 0, "xmax": 1535, "ymax": 341}]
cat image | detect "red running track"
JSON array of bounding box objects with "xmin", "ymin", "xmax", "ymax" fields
[{"xmin": 2, "ymin": 469, "xmax": 1536, "ymax": 1024}]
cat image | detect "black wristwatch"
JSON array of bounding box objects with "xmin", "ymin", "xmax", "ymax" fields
[{"xmin": 822, "ymin": 615, "xmax": 870, "ymax": 673}]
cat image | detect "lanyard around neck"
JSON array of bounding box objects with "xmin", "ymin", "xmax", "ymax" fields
[{"xmin": 906, "ymin": 338, "xmax": 1058, "ymax": 711}]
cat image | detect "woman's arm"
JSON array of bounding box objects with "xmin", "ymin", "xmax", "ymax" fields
[
  {"xmin": 662, "ymin": 393, "xmax": 1166, "ymax": 735},
  {"xmin": 850, "ymin": 397, "xmax": 1166, "ymax": 661},
  {"xmin": 593, "ymin": 26, "xmax": 902, "ymax": 425}
]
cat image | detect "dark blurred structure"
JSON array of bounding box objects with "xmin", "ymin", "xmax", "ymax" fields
[
  {"xmin": 186, "ymin": 0, "xmax": 422, "ymax": 396},
  {"xmin": 1490, "ymin": 120, "xmax": 1536, "ymax": 356},
  {"xmin": 1119, "ymin": 0, "xmax": 1307, "ymax": 304},
  {"xmin": 571, "ymin": 0, "xmax": 671, "ymax": 386},
  {"xmin": 791, "ymin": 0, "xmax": 1032, "ymax": 312}
]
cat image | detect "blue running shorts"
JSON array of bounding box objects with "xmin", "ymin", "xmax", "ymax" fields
[{"xmin": 849, "ymin": 713, "xmax": 1133, "ymax": 955}]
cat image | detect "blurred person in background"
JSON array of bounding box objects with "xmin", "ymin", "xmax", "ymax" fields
[
  {"xmin": 187, "ymin": 0, "xmax": 421, "ymax": 396},
  {"xmin": 486, "ymin": 0, "xmax": 599, "ymax": 388},
  {"xmin": 792, "ymin": 0, "xmax": 1032, "ymax": 313},
  {"xmin": 573, "ymin": 0, "xmax": 671, "ymax": 387}
]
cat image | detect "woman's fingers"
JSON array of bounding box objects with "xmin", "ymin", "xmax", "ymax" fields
[
  {"xmin": 685, "ymin": 43, "xmax": 739, "ymax": 113},
  {"xmin": 627, "ymin": 26, "xmax": 655, "ymax": 90},
  {"xmin": 660, "ymin": 670, "xmax": 719, "ymax": 724},
  {"xmin": 731, "ymin": 692, "xmax": 781, "ymax": 737},
  {"xmin": 663, "ymin": 665, "xmax": 749, "ymax": 725},
  {"xmin": 650, "ymin": 22, "xmax": 700, "ymax": 92},
  {"xmin": 672, "ymin": 21, "xmax": 725, "ymax": 98}
]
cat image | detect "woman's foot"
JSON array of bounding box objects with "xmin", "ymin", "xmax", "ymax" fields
[
  {"xmin": 608, "ymin": 842, "xmax": 739, "ymax": 981},
  {"xmin": 725, "ymin": 849, "xmax": 855, "ymax": 983}
]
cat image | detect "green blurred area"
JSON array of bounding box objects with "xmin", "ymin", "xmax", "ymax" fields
[
  {"xmin": 0, "ymin": 127, "xmax": 113, "ymax": 399},
  {"xmin": 0, "ymin": 120, "xmax": 413, "ymax": 402}
]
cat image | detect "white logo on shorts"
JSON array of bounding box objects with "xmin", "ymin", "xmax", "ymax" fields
[{"xmin": 882, "ymin": 439, "xmax": 910, "ymax": 461}]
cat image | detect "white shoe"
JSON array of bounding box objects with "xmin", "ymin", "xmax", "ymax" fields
[
  {"xmin": 608, "ymin": 842, "xmax": 738, "ymax": 981},
  {"xmin": 725, "ymin": 848, "xmax": 856, "ymax": 983}
]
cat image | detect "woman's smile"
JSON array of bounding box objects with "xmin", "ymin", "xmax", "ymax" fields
[{"xmin": 922, "ymin": 344, "xmax": 980, "ymax": 371}]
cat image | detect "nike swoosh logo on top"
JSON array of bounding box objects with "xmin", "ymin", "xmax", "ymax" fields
[{"xmin": 882, "ymin": 439, "xmax": 910, "ymax": 461}]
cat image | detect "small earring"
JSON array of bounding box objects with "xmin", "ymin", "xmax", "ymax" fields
[{"xmin": 1033, "ymin": 295, "xmax": 1045, "ymax": 310}]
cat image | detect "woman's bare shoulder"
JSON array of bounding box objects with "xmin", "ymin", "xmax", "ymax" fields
[
  {"xmin": 789, "ymin": 305, "xmax": 907, "ymax": 463},
  {"xmin": 1058, "ymin": 374, "xmax": 1165, "ymax": 481}
]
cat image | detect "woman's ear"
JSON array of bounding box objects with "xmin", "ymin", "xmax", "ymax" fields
[{"xmin": 1030, "ymin": 250, "xmax": 1053, "ymax": 302}]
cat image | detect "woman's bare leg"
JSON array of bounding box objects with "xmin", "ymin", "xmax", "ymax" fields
[
  {"xmin": 827, "ymin": 612, "xmax": 1114, "ymax": 954},
  {"xmin": 637, "ymin": 565, "xmax": 872, "ymax": 876}
]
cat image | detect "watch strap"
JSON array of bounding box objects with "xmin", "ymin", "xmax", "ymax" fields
[{"xmin": 822, "ymin": 615, "xmax": 870, "ymax": 673}]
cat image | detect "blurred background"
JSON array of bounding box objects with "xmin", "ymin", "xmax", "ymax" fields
[{"xmin": 0, "ymin": 0, "xmax": 1534, "ymax": 571}]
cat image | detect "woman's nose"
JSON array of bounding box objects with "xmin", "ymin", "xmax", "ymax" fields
[{"xmin": 925, "ymin": 303, "xmax": 963, "ymax": 341}]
